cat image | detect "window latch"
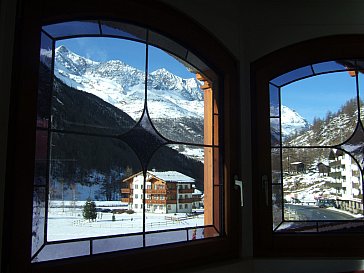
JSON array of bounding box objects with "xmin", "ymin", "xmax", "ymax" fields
[{"xmin": 234, "ymin": 175, "xmax": 244, "ymax": 207}]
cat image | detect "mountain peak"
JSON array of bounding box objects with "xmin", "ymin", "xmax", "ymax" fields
[
  {"xmin": 151, "ymin": 68, "xmax": 173, "ymax": 75},
  {"xmin": 55, "ymin": 45, "xmax": 70, "ymax": 54}
]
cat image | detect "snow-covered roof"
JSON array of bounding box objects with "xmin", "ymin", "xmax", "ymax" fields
[
  {"xmin": 290, "ymin": 161, "xmax": 303, "ymax": 165},
  {"xmin": 193, "ymin": 189, "xmax": 202, "ymax": 195},
  {"xmin": 148, "ymin": 171, "xmax": 195, "ymax": 183}
]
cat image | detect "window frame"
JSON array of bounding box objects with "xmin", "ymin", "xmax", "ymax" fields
[
  {"xmin": 251, "ymin": 35, "xmax": 364, "ymax": 257},
  {"xmin": 3, "ymin": 1, "xmax": 241, "ymax": 273}
]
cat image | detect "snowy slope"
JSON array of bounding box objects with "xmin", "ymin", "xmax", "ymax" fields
[
  {"xmin": 280, "ymin": 105, "xmax": 310, "ymax": 136},
  {"xmin": 52, "ymin": 46, "xmax": 204, "ymax": 121},
  {"xmin": 271, "ymin": 105, "xmax": 310, "ymax": 139}
]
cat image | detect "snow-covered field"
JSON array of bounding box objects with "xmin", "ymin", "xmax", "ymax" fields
[
  {"xmin": 283, "ymin": 172, "xmax": 338, "ymax": 202},
  {"xmin": 47, "ymin": 202, "xmax": 204, "ymax": 241}
]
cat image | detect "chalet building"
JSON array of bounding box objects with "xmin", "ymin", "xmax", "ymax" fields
[
  {"xmin": 329, "ymin": 149, "xmax": 363, "ymax": 214},
  {"xmin": 290, "ymin": 161, "xmax": 305, "ymax": 173},
  {"xmin": 317, "ymin": 162, "xmax": 330, "ymax": 176},
  {"xmin": 121, "ymin": 171, "xmax": 201, "ymax": 213}
]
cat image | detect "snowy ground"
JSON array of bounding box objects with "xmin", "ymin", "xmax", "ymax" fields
[{"xmin": 47, "ymin": 202, "xmax": 204, "ymax": 241}]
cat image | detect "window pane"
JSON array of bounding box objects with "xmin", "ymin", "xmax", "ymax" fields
[
  {"xmin": 48, "ymin": 132, "xmax": 142, "ymax": 241},
  {"xmin": 281, "ymin": 72, "xmax": 357, "ymax": 146},
  {"xmin": 339, "ymin": 124, "xmax": 364, "ymax": 171},
  {"xmin": 186, "ymin": 51, "xmax": 211, "ymax": 76},
  {"xmin": 147, "ymin": 46, "xmax": 206, "ymax": 145},
  {"xmin": 312, "ymin": 60, "xmax": 355, "ymax": 74},
  {"xmin": 34, "ymin": 130, "xmax": 48, "ymax": 186},
  {"xmin": 37, "ymin": 32, "xmax": 53, "ymax": 127},
  {"xmin": 32, "ymin": 187, "xmax": 46, "ymax": 257},
  {"xmin": 145, "ymin": 230, "xmax": 187, "ymax": 247},
  {"xmin": 272, "ymin": 184, "xmax": 283, "ymax": 230},
  {"xmin": 278, "ymin": 148, "xmax": 362, "ymax": 225},
  {"xmin": 271, "ymin": 65, "xmax": 313, "ymax": 87},
  {"xmin": 52, "ymin": 38, "xmax": 146, "ymax": 135},
  {"xmin": 101, "ymin": 21, "xmax": 147, "ymax": 41},
  {"xmin": 270, "ymin": 118, "xmax": 281, "ymax": 147},
  {"xmin": 270, "ymin": 83, "xmax": 280, "ymax": 117},
  {"xmin": 32, "ymin": 241, "xmax": 90, "ymax": 263},
  {"xmin": 146, "ymin": 145, "xmax": 205, "ymax": 231},
  {"xmin": 148, "ymin": 31, "xmax": 187, "ymax": 61},
  {"xmin": 358, "ymin": 73, "xmax": 364, "ymax": 126},
  {"xmin": 92, "ymin": 235, "xmax": 143, "ymax": 254},
  {"xmin": 43, "ymin": 21, "xmax": 100, "ymax": 38},
  {"xmin": 271, "ymin": 148, "xmax": 282, "ymax": 184}
]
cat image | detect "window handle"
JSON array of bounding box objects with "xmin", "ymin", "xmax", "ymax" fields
[
  {"xmin": 234, "ymin": 175, "xmax": 244, "ymax": 207},
  {"xmin": 262, "ymin": 175, "xmax": 269, "ymax": 206}
]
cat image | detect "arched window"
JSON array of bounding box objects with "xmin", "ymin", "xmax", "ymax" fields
[
  {"xmin": 32, "ymin": 20, "xmax": 221, "ymax": 262},
  {"xmin": 4, "ymin": 2, "xmax": 240, "ymax": 272},
  {"xmin": 252, "ymin": 35, "xmax": 364, "ymax": 256}
]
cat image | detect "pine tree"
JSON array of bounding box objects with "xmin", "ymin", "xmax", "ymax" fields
[{"xmin": 83, "ymin": 199, "xmax": 97, "ymax": 222}]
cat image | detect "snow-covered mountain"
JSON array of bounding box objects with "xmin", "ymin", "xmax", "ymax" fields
[
  {"xmin": 271, "ymin": 105, "xmax": 310, "ymax": 141},
  {"xmin": 53, "ymin": 45, "xmax": 203, "ymax": 122},
  {"xmin": 281, "ymin": 105, "xmax": 310, "ymax": 136}
]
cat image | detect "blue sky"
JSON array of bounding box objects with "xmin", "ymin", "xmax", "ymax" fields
[
  {"xmin": 281, "ymin": 71, "xmax": 358, "ymax": 124},
  {"xmin": 57, "ymin": 37, "xmax": 195, "ymax": 78}
]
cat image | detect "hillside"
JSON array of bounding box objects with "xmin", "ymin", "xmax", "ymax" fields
[
  {"xmin": 284, "ymin": 98, "xmax": 361, "ymax": 147},
  {"xmin": 38, "ymin": 64, "xmax": 204, "ymax": 201},
  {"xmin": 282, "ymin": 98, "xmax": 364, "ymax": 171}
]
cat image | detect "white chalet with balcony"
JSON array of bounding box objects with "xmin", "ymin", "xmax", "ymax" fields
[{"xmin": 121, "ymin": 171, "xmax": 201, "ymax": 213}]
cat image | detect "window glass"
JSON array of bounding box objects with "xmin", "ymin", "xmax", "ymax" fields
[
  {"xmin": 32, "ymin": 187, "xmax": 46, "ymax": 257},
  {"xmin": 100, "ymin": 21, "xmax": 147, "ymax": 41},
  {"xmin": 358, "ymin": 72, "xmax": 364, "ymax": 127},
  {"xmin": 270, "ymin": 65, "xmax": 313, "ymax": 87},
  {"xmin": 52, "ymin": 37, "xmax": 146, "ymax": 135},
  {"xmin": 148, "ymin": 31, "xmax": 187, "ymax": 61},
  {"xmin": 37, "ymin": 31, "xmax": 53, "ymax": 128},
  {"xmin": 271, "ymin": 61, "xmax": 364, "ymax": 233},
  {"xmin": 43, "ymin": 21, "xmax": 100, "ymax": 38},
  {"xmin": 32, "ymin": 20, "xmax": 221, "ymax": 262},
  {"xmin": 270, "ymin": 83, "xmax": 280, "ymax": 117},
  {"xmin": 312, "ymin": 60, "xmax": 355, "ymax": 74},
  {"xmin": 147, "ymin": 45, "xmax": 207, "ymax": 145}
]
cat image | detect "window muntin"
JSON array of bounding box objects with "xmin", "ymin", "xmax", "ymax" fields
[
  {"xmin": 270, "ymin": 60, "xmax": 364, "ymax": 233},
  {"xmin": 32, "ymin": 20, "xmax": 221, "ymax": 262}
]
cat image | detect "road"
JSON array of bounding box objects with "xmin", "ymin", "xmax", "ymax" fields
[{"xmin": 285, "ymin": 204, "xmax": 355, "ymax": 221}]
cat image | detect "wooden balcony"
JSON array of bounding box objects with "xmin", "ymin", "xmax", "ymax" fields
[
  {"xmin": 146, "ymin": 199, "xmax": 167, "ymax": 204},
  {"xmin": 121, "ymin": 188, "xmax": 133, "ymax": 194},
  {"xmin": 178, "ymin": 198, "xmax": 195, "ymax": 203},
  {"xmin": 145, "ymin": 189, "xmax": 166, "ymax": 194},
  {"xmin": 178, "ymin": 189, "xmax": 194, "ymax": 193},
  {"xmin": 121, "ymin": 198, "xmax": 132, "ymax": 203}
]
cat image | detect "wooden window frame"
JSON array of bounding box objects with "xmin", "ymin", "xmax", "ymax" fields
[
  {"xmin": 251, "ymin": 35, "xmax": 364, "ymax": 257},
  {"xmin": 3, "ymin": 1, "xmax": 241, "ymax": 273}
]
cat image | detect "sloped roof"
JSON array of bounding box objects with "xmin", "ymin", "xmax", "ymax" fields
[{"xmin": 148, "ymin": 171, "xmax": 195, "ymax": 183}]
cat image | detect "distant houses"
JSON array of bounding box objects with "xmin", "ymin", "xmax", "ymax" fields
[
  {"xmin": 120, "ymin": 171, "xmax": 202, "ymax": 214},
  {"xmin": 290, "ymin": 162, "xmax": 305, "ymax": 173},
  {"xmin": 317, "ymin": 162, "xmax": 330, "ymax": 176}
]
